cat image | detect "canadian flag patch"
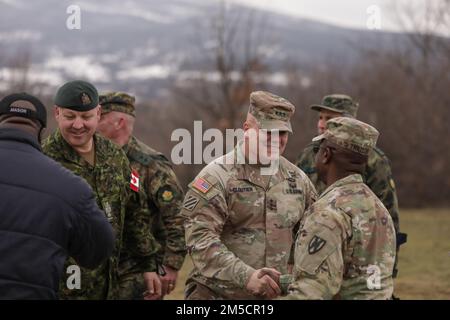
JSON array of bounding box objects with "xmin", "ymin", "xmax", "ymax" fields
[{"xmin": 130, "ymin": 169, "xmax": 140, "ymax": 192}]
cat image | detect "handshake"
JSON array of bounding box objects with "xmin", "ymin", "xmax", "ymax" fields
[{"xmin": 245, "ymin": 268, "xmax": 294, "ymax": 299}]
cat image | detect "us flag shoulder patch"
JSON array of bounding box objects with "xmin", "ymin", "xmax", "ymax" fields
[
  {"xmin": 130, "ymin": 169, "xmax": 140, "ymax": 192},
  {"xmin": 183, "ymin": 195, "xmax": 200, "ymax": 211},
  {"xmin": 192, "ymin": 177, "xmax": 212, "ymax": 194}
]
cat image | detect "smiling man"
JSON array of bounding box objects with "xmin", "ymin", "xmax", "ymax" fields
[
  {"xmin": 42, "ymin": 80, "xmax": 159, "ymax": 300},
  {"xmin": 181, "ymin": 91, "xmax": 317, "ymax": 300}
]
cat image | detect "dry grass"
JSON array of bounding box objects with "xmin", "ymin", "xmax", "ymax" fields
[
  {"xmin": 165, "ymin": 209, "xmax": 450, "ymax": 300},
  {"xmin": 393, "ymin": 209, "xmax": 450, "ymax": 299}
]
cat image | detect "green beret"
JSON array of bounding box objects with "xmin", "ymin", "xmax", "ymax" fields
[
  {"xmin": 99, "ymin": 92, "xmax": 135, "ymax": 117},
  {"xmin": 54, "ymin": 80, "xmax": 99, "ymax": 111}
]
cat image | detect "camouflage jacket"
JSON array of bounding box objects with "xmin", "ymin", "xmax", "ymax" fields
[
  {"xmin": 42, "ymin": 130, "xmax": 157, "ymax": 299},
  {"xmin": 182, "ymin": 145, "xmax": 317, "ymax": 299},
  {"xmin": 295, "ymin": 141, "xmax": 400, "ymax": 233},
  {"xmin": 123, "ymin": 136, "xmax": 186, "ymax": 270},
  {"xmin": 285, "ymin": 174, "xmax": 396, "ymax": 300}
]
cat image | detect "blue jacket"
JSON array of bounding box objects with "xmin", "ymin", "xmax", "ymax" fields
[{"xmin": 0, "ymin": 128, "xmax": 114, "ymax": 299}]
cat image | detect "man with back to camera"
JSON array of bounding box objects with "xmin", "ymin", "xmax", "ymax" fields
[{"xmin": 0, "ymin": 92, "xmax": 114, "ymax": 299}]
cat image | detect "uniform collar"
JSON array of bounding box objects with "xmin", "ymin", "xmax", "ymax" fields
[
  {"xmin": 234, "ymin": 141, "xmax": 287, "ymax": 189},
  {"xmin": 319, "ymin": 174, "xmax": 363, "ymax": 199},
  {"xmin": 0, "ymin": 127, "xmax": 41, "ymax": 151},
  {"xmin": 51, "ymin": 130, "xmax": 107, "ymax": 167},
  {"xmin": 122, "ymin": 135, "xmax": 137, "ymax": 156}
]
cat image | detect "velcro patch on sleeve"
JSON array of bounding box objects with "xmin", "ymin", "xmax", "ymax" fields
[
  {"xmin": 295, "ymin": 224, "xmax": 341, "ymax": 275},
  {"xmin": 192, "ymin": 177, "xmax": 212, "ymax": 194},
  {"xmin": 183, "ymin": 194, "xmax": 200, "ymax": 211}
]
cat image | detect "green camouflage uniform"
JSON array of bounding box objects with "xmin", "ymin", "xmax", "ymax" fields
[
  {"xmin": 182, "ymin": 91, "xmax": 317, "ymax": 300},
  {"xmin": 286, "ymin": 117, "xmax": 396, "ymax": 300},
  {"xmin": 123, "ymin": 136, "xmax": 186, "ymax": 270},
  {"xmin": 43, "ymin": 131, "xmax": 157, "ymax": 299},
  {"xmin": 99, "ymin": 92, "xmax": 186, "ymax": 299},
  {"xmin": 295, "ymin": 94, "xmax": 405, "ymax": 277}
]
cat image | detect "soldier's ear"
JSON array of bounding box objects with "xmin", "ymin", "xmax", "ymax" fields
[
  {"xmin": 322, "ymin": 147, "xmax": 333, "ymax": 164},
  {"xmin": 54, "ymin": 106, "xmax": 64, "ymax": 121},
  {"xmin": 95, "ymin": 105, "xmax": 101, "ymax": 119},
  {"xmin": 117, "ymin": 117, "xmax": 126, "ymax": 129}
]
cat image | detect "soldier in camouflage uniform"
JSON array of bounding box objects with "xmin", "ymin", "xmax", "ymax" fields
[
  {"xmin": 97, "ymin": 92, "xmax": 186, "ymax": 299},
  {"xmin": 285, "ymin": 117, "xmax": 396, "ymax": 300},
  {"xmin": 295, "ymin": 94, "xmax": 406, "ymax": 278},
  {"xmin": 181, "ymin": 91, "xmax": 317, "ymax": 300},
  {"xmin": 42, "ymin": 80, "xmax": 158, "ymax": 299}
]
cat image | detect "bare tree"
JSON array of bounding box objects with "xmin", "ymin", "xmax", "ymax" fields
[{"xmin": 169, "ymin": 0, "xmax": 273, "ymax": 131}]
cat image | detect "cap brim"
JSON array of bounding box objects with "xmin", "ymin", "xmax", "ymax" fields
[
  {"xmin": 312, "ymin": 133, "xmax": 326, "ymax": 142},
  {"xmin": 310, "ymin": 105, "xmax": 345, "ymax": 114},
  {"xmin": 258, "ymin": 119, "xmax": 293, "ymax": 133}
]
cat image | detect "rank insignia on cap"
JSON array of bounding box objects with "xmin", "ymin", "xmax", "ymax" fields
[
  {"xmin": 130, "ymin": 169, "xmax": 140, "ymax": 192},
  {"xmin": 80, "ymin": 92, "xmax": 92, "ymax": 105},
  {"xmin": 192, "ymin": 177, "xmax": 212, "ymax": 193},
  {"xmin": 162, "ymin": 190, "xmax": 174, "ymax": 202}
]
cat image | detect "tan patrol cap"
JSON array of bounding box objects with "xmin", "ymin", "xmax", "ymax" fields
[
  {"xmin": 312, "ymin": 117, "xmax": 379, "ymax": 155},
  {"xmin": 248, "ymin": 91, "xmax": 295, "ymax": 133}
]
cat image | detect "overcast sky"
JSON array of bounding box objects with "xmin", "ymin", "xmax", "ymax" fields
[{"xmin": 234, "ymin": 0, "xmax": 448, "ymax": 36}]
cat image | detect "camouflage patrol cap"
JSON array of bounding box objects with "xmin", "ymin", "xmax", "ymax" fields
[
  {"xmin": 312, "ymin": 117, "xmax": 379, "ymax": 155},
  {"xmin": 310, "ymin": 94, "xmax": 358, "ymax": 118},
  {"xmin": 99, "ymin": 92, "xmax": 136, "ymax": 117},
  {"xmin": 248, "ymin": 91, "xmax": 295, "ymax": 133},
  {"xmin": 54, "ymin": 80, "xmax": 99, "ymax": 112}
]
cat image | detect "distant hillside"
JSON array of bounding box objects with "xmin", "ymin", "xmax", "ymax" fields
[{"xmin": 0, "ymin": 0, "xmax": 413, "ymax": 98}]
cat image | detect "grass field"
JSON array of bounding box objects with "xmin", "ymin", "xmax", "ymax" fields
[{"xmin": 165, "ymin": 208, "xmax": 450, "ymax": 300}]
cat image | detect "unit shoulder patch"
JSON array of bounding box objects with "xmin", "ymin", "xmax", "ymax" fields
[{"xmin": 183, "ymin": 194, "xmax": 200, "ymax": 211}]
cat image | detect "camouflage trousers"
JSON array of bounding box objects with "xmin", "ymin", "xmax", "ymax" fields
[
  {"xmin": 185, "ymin": 280, "xmax": 223, "ymax": 300},
  {"xmin": 116, "ymin": 273, "xmax": 146, "ymax": 300}
]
